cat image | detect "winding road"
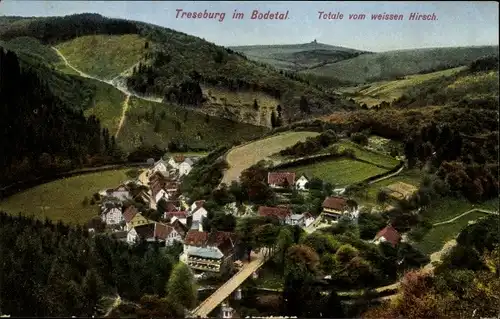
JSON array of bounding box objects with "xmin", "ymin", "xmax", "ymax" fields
[{"xmin": 52, "ymin": 47, "xmax": 163, "ymax": 138}]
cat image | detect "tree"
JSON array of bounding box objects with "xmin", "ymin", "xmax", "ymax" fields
[
  {"xmin": 282, "ymin": 244, "xmax": 321, "ymax": 317},
  {"xmin": 275, "ymin": 228, "xmax": 294, "ymax": 267},
  {"xmin": 376, "ymin": 190, "xmax": 388, "ymax": 203},
  {"xmin": 166, "ymin": 262, "xmax": 197, "ymax": 309},
  {"xmin": 299, "ymin": 96, "xmax": 310, "ymax": 114},
  {"xmin": 270, "ymin": 111, "xmax": 278, "ymax": 128},
  {"xmin": 253, "ymin": 99, "xmax": 259, "ymax": 110},
  {"xmin": 210, "ymin": 212, "xmax": 236, "ymax": 232}
]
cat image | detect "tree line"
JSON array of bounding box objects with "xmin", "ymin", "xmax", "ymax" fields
[{"xmin": 0, "ymin": 212, "xmax": 198, "ymax": 317}]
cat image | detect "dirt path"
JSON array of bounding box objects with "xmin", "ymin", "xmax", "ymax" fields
[
  {"xmin": 115, "ymin": 95, "xmax": 130, "ymax": 138},
  {"xmin": 221, "ymin": 132, "xmax": 320, "ymax": 185},
  {"xmin": 432, "ymin": 208, "xmax": 499, "ymax": 226},
  {"xmin": 367, "ymin": 164, "xmax": 404, "ymax": 185}
]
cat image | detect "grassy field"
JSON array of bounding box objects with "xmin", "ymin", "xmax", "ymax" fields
[
  {"xmin": 202, "ymin": 85, "xmax": 279, "ymax": 127},
  {"xmin": 338, "ymin": 67, "xmax": 466, "ymax": 107},
  {"xmin": 303, "ymin": 45, "xmax": 499, "ymax": 84},
  {"xmin": 414, "ymin": 211, "xmax": 494, "ymax": 255},
  {"xmin": 352, "ymin": 169, "xmax": 422, "ymax": 206},
  {"xmin": 334, "ymin": 140, "xmax": 400, "ymax": 169},
  {"xmin": 84, "ymin": 79, "xmax": 127, "ymax": 136},
  {"xmin": 446, "ymin": 70, "xmax": 499, "ymax": 100},
  {"xmin": 290, "ymin": 158, "xmax": 388, "ymax": 187},
  {"xmin": 421, "ymin": 197, "xmax": 498, "ymax": 224},
  {"xmin": 117, "ymin": 97, "xmax": 269, "ymax": 152},
  {"xmin": 229, "ymin": 42, "xmax": 366, "ymax": 71},
  {"xmin": 55, "ymin": 34, "xmax": 148, "ymax": 80},
  {"xmin": 0, "ymin": 169, "xmax": 132, "ymax": 225},
  {"xmin": 222, "ymin": 131, "xmax": 320, "ymax": 185}
]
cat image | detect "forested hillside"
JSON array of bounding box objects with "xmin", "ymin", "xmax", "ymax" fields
[
  {"xmin": 322, "ymin": 58, "xmax": 499, "ymax": 203},
  {"xmin": 0, "ymin": 212, "xmax": 185, "ymax": 317},
  {"xmin": 0, "ymin": 47, "xmax": 122, "ymax": 188},
  {"xmin": 0, "ymin": 14, "xmax": 358, "ymax": 123}
]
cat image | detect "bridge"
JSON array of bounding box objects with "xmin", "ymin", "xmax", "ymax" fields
[{"xmin": 190, "ymin": 249, "xmax": 271, "ymax": 318}]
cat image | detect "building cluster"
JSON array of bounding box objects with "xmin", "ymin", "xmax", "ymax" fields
[{"xmin": 93, "ymin": 157, "xmax": 402, "ymax": 281}]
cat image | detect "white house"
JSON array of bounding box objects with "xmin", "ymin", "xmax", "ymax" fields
[
  {"xmin": 289, "ymin": 214, "xmax": 306, "ymax": 226},
  {"xmin": 155, "ymin": 189, "xmax": 169, "ymax": 203},
  {"xmin": 295, "ymin": 174, "xmax": 309, "ymax": 190},
  {"xmin": 101, "ymin": 207, "xmax": 124, "ymax": 225},
  {"xmin": 168, "ymin": 155, "xmax": 186, "ymax": 170},
  {"xmin": 303, "ymin": 212, "xmax": 315, "ymax": 227},
  {"xmin": 190, "ymin": 200, "xmax": 208, "ymax": 222},
  {"xmin": 192, "ymin": 207, "xmax": 208, "ymax": 222},
  {"xmin": 164, "ymin": 211, "xmax": 188, "ymax": 225},
  {"xmin": 178, "ymin": 161, "xmax": 193, "ymax": 177},
  {"xmin": 106, "ymin": 185, "xmax": 131, "ymax": 202},
  {"xmin": 151, "ymin": 159, "xmax": 169, "ymax": 175}
]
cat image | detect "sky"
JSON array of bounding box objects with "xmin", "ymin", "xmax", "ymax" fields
[{"xmin": 0, "ymin": 1, "xmax": 498, "ymax": 52}]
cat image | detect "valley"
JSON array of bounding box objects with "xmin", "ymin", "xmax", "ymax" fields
[{"xmin": 0, "ymin": 8, "xmax": 498, "ymax": 319}]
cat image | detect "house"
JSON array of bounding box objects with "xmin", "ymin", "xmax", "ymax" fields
[
  {"xmin": 258, "ymin": 206, "xmax": 292, "ymax": 225},
  {"xmin": 171, "ymin": 218, "xmax": 188, "ymax": 238},
  {"xmin": 133, "ymin": 189, "xmax": 151, "ymax": 205},
  {"xmin": 151, "ymin": 159, "xmax": 169, "ymax": 174},
  {"xmin": 181, "ymin": 230, "xmax": 237, "ymax": 273},
  {"xmin": 164, "ymin": 211, "xmax": 188, "ymax": 225},
  {"xmin": 105, "ymin": 185, "xmax": 132, "ymax": 202},
  {"xmin": 149, "ymin": 170, "xmax": 169, "ymax": 183},
  {"xmin": 373, "ymin": 224, "xmax": 401, "ymax": 247},
  {"xmin": 168, "ymin": 155, "xmax": 186, "ymax": 170},
  {"xmin": 128, "ymin": 211, "xmax": 153, "ymax": 230},
  {"xmin": 154, "ymin": 188, "xmax": 169, "ymax": 204},
  {"xmin": 100, "ymin": 206, "xmax": 124, "ymax": 226},
  {"xmin": 178, "ymin": 158, "xmax": 194, "ymax": 177},
  {"xmin": 303, "ymin": 212, "xmax": 315, "ymax": 227},
  {"xmin": 221, "ymin": 302, "xmax": 238, "ymax": 319},
  {"xmin": 322, "ymin": 196, "xmax": 349, "ymax": 221},
  {"xmin": 123, "ymin": 205, "xmax": 139, "ymax": 231},
  {"xmin": 267, "ymin": 172, "xmax": 296, "ymax": 189},
  {"xmin": 190, "ymin": 200, "xmax": 208, "ymax": 222},
  {"xmin": 127, "ymin": 222, "xmax": 182, "ymax": 246},
  {"xmin": 295, "ymin": 174, "xmax": 309, "ymax": 190}
]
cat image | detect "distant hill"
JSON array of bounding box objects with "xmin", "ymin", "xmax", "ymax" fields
[
  {"xmin": 229, "ymin": 41, "xmax": 370, "ymax": 71},
  {"xmin": 339, "ymin": 56, "xmax": 499, "ymax": 110},
  {"xmin": 0, "ymin": 14, "xmax": 358, "ymax": 126},
  {"xmin": 302, "ymin": 45, "xmax": 499, "ymax": 84}
]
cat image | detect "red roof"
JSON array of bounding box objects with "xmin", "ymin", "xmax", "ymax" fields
[
  {"xmin": 133, "ymin": 222, "xmax": 175, "ymax": 240},
  {"xmin": 258, "ymin": 206, "xmax": 292, "ymax": 220},
  {"xmin": 184, "ymin": 230, "xmax": 236, "ymax": 249},
  {"xmin": 322, "ymin": 196, "xmax": 348, "ymax": 211},
  {"xmin": 171, "ymin": 219, "xmax": 188, "ymax": 236},
  {"xmin": 154, "ymin": 223, "xmax": 175, "ymax": 240},
  {"xmin": 165, "ymin": 211, "xmax": 187, "ymax": 219},
  {"xmin": 375, "ymin": 225, "xmax": 401, "ymax": 247},
  {"xmin": 185, "ymin": 230, "xmax": 209, "ymax": 246},
  {"xmin": 123, "ymin": 206, "xmax": 138, "ymax": 223},
  {"xmin": 267, "ymin": 172, "xmax": 296, "ymax": 186},
  {"xmin": 164, "ymin": 202, "xmax": 179, "ymax": 212}
]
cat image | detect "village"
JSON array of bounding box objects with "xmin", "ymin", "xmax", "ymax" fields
[{"xmin": 85, "ymin": 152, "xmax": 412, "ymax": 318}]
